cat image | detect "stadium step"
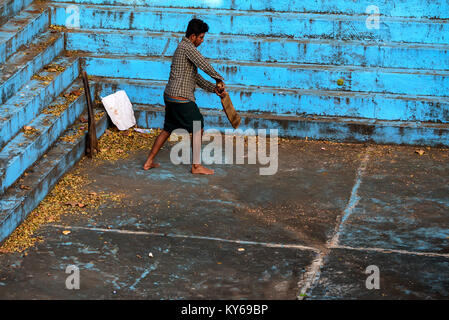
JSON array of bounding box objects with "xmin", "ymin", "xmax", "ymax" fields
[
  {"xmin": 66, "ymin": 28, "xmax": 449, "ymax": 70},
  {"xmin": 0, "ymin": 2, "xmax": 49, "ymax": 64},
  {"xmin": 0, "ymin": 76, "xmax": 87, "ymax": 195},
  {"xmin": 82, "ymin": 54, "xmax": 449, "ymax": 98},
  {"xmin": 92, "ymin": 77, "xmax": 449, "ymax": 124},
  {"xmin": 0, "ymin": 107, "xmax": 108, "ymax": 243},
  {"xmin": 49, "ymin": 0, "xmax": 449, "ymax": 19},
  {"xmin": 0, "ymin": 30, "xmax": 64, "ymax": 105},
  {"xmin": 0, "ymin": 0, "xmax": 34, "ymax": 26},
  {"xmin": 0, "ymin": 55, "xmax": 79, "ymax": 149},
  {"xmin": 132, "ymin": 103, "xmax": 449, "ymax": 147},
  {"xmin": 50, "ymin": 3, "xmax": 449, "ymax": 44}
]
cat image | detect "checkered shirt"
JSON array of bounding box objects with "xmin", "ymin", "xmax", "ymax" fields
[{"xmin": 164, "ymin": 37, "xmax": 224, "ymax": 102}]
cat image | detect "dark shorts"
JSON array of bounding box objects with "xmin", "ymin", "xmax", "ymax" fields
[{"xmin": 163, "ymin": 98, "xmax": 204, "ymax": 134}]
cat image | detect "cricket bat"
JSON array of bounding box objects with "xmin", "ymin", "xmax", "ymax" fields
[
  {"xmin": 220, "ymin": 92, "xmax": 241, "ymax": 129},
  {"xmin": 82, "ymin": 70, "xmax": 99, "ymax": 158}
]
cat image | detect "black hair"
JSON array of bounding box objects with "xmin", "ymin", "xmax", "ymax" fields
[{"xmin": 186, "ymin": 18, "xmax": 209, "ymax": 38}]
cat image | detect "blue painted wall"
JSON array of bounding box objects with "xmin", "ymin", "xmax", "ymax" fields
[{"xmin": 47, "ymin": 0, "xmax": 449, "ymax": 128}]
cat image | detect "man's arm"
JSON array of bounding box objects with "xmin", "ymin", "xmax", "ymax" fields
[
  {"xmin": 196, "ymin": 73, "xmax": 217, "ymax": 93},
  {"xmin": 184, "ymin": 44, "xmax": 224, "ymax": 82}
]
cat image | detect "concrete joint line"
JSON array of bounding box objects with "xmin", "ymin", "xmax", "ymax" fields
[
  {"xmin": 50, "ymin": 224, "xmax": 322, "ymax": 253},
  {"xmin": 332, "ymin": 244, "xmax": 449, "ymax": 259},
  {"xmin": 297, "ymin": 253, "xmax": 325, "ymax": 300},
  {"xmin": 330, "ymin": 146, "xmax": 372, "ymax": 247},
  {"xmin": 297, "ymin": 146, "xmax": 372, "ymax": 300}
]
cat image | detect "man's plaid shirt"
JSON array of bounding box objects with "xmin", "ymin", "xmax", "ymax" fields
[{"xmin": 164, "ymin": 37, "xmax": 224, "ymax": 102}]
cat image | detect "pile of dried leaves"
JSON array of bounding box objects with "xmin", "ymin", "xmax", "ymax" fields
[
  {"xmin": 32, "ymin": 74, "xmax": 53, "ymax": 84},
  {"xmin": 43, "ymin": 63, "xmax": 66, "ymax": 73},
  {"xmin": 0, "ymin": 168, "xmax": 125, "ymax": 253},
  {"xmin": 49, "ymin": 24, "xmax": 67, "ymax": 33},
  {"xmin": 42, "ymin": 88, "xmax": 84, "ymax": 117},
  {"xmin": 94, "ymin": 127, "xmax": 161, "ymax": 162},
  {"xmin": 59, "ymin": 111, "xmax": 105, "ymax": 143},
  {"xmin": 22, "ymin": 125, "xmax": 40, "ymax": 137},
  {"xmin": 0, "ymin": 126, "xmax": 161, "ymax": 253}
]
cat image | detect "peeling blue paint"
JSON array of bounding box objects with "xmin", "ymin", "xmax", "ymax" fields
[
  {"xmin": 0, "ymin": 4, "xmax": 49, "ymax": 64},
  {"xmin": 50, "ymin": 0, "xmax": 449, "ymax": 20}
]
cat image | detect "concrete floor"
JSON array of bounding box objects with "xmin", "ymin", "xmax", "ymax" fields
[{"xmin": 0, "ymin": 137, "xmax": 448, "ymax": 299}]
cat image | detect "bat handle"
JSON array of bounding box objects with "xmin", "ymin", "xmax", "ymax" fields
[{"xmin": 216, "ymin": 81, "xmax": 225, "ymax": 93}]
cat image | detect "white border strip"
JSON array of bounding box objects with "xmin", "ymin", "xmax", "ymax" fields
[
  {"xmin": 51, "ymin": 224, "xmax": 321, "ymax": 253},
  {"xmin": 333, "ymin": 244, "xmax": 449, "ymax": 259}
]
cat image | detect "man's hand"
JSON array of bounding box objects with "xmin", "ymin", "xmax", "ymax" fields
[
  {"xmin": 215, "ymin": 87, "xmax": 227, "ymax": 98},
  {"xmin": 215, "ymin": 81, "xmax": 226, "ymax": 98}
]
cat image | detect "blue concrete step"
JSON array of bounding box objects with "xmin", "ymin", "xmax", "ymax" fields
[
  {"xmin": 66, "ymin": 29, "xmax": 449, "ymax": 70},
  {"xmin": 0, "ymin": 30, "xmax": 63, "ymax": 105},
  {"xmin": 133, "ymin": 104, "xmax": 449, "ymax": 147},
  {"xmin": 83, "ymin": 54, "xmax": 449, "ymax": 98},
  {"xmin": 93, "ymin": 77, "xmax": 449, "ymax": 123},
  {"xmin": 0, "ymin": 78, "xmax": 86, "ymax": 195},
  {"xmin": 0, "ymin": 2, "xmax": 49, "ymax": 63},
  {"xmin": 50, "ymin": 3, "xmax": 449, "ymax": 44},
  {"xmin": 0, "ymin": 108, "xmax": 108, "ymax": 243},
  {"xmin": 0, "ymin": 0, "xmax": 34, "ymax": 26},
  {"xmin": 49, "ymin": 0, "xmax": 449, "ymax": 19},
  {"xmin": 0, "ymin": 55, "xmax": 79, "ymax": 149}
]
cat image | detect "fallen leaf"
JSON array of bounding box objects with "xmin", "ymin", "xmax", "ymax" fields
[
  {"xmin": 62, "ymin": 230, "xmax": 71, "ymax": 235},
  {"xmin": 415, "ymin": 149, "xmax": 425, "ymax": 156},
  {"xmin": 20, "ymin": 185, "xmax": 31, "ymax": 190}
]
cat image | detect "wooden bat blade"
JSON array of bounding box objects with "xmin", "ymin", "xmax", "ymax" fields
[{"xmin": 221, "ymin": 93, "xmax": 241, "ymax": 129}]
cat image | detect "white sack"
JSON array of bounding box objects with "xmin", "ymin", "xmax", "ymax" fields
[{"xmin": 101, "ymin": 90, "xmax": 136, "ymax": 130}]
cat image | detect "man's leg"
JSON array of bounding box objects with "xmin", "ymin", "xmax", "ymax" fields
[
  {"xmin": 143, "ymin": 129, "xmax": 171, "ymax": 170},
  {"xmin": 191, "ymin": 128, "xmax": 214, "ymax": 175}
]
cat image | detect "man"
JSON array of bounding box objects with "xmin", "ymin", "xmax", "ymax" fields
[{"xmin": 143, "ymin": 18, "xmax": 226, "ymax": 175}]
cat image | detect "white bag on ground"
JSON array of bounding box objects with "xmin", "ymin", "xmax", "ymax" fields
[{"xmin": 101, "ymin": 90, "xmax": 136, "ymax": 130}]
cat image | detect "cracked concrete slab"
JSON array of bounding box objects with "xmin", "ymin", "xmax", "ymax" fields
[{"xmin": 0, "ymin": 138, "xmax": 448, "ymax": 299}]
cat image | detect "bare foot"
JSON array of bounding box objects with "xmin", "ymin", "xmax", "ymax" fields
[
  {"xmin": 191, "ymin": 165, "xmax": 214, "ymax": 175},
  {"xmin": 143, "ymin": 161, "xmax": 160, "ymax": 170}
]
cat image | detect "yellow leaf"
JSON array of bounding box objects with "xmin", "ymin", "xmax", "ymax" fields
[{"xmin": 415, "ymin": 149, "xmax": 425, "ymax": 156}]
